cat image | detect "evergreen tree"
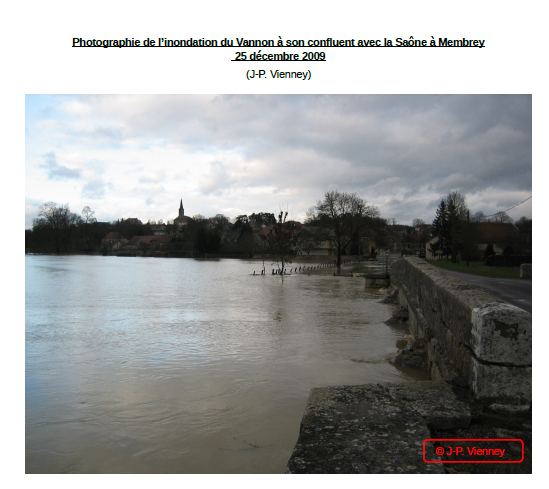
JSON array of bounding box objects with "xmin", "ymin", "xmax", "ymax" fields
[
  {"xmin": 232, "ymin": 215, "xmax": 249, "ymax": 230},
  {"xmin": 431, "ymin": 200, "xmax": 450, "ymax": 259},
  {"xmin": 446, "ymin": 192, "xmax": 468, "ymax": 263},
  {"xmin": 484, "ymin": 243, "xmax": 496, "ymax": 259},
  {"xmin": 431, "ymin": 192, "xmax": 469, "ymax": 262}
]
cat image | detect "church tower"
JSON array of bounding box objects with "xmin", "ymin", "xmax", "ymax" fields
[{"xmin": 179, "ymin": 199, "xmax": 184, "ymax": 219}]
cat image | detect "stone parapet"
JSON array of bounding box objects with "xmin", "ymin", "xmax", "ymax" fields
[
  {"xmin": 286, "ymin": 382, "xmax": 470, "ymax": 474},
  {"xmin": 390, "ymin": 257, "xmax": 531, "ymax": 406}
]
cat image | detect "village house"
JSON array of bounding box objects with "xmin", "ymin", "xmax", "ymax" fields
[
  {"xmin": 151, "ymin": 224, "xmax": 169, "ymax": 236},
  {"xmin": 425, "ymin": 221, "xmax": 520, "ymax": 260},
  {"xmin": 401, "ymin": 226, "xmax": 432, "ymax": 257},
  {"xmin": 469, "ymin": 222, "xmax": 520, "ymax": 255},
  {"xmin": 125, "ymin": 218, "xmax": 142, "ymax": 225},
  {"xmin": 381, "ymin": 228, "xmax": 403, "ymax": 253},
  {"xmin": 357, "ymin": 228, "xmax": 382, "ymax": 256},
  {"xmin": 254, "ymin": 222, "xmax": 303, "ymax": 253},
  {"xmin": 101, "ymin": 232, "xmax": 127, "ymax": 251},
  {"xmin": 125, "ymin": 235, "xmax": 172, "ymax": 251},
  {"xmin": 291, "ymin": 225, "xmax": 332, "ymax": 256}
]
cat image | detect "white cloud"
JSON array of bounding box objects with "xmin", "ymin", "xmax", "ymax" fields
[
  {"xmin": 138, "ymin": 169, "xmax": 165, "ymax": 183},
  {"xmin": 199, "ymin": 161, "xmax": 232, "ymax": 195}
]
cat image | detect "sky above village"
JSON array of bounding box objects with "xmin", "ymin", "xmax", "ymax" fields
[{"xmin": 25, "ymin": 94, "xmax": 532, "ymax": 228}]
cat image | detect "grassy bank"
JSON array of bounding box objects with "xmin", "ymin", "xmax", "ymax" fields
[{"xmin": 426, "ymin": 260, "xmax": 520, "ymax": 279}]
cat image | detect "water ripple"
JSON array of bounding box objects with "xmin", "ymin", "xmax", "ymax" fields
[{"xmin": 26, "ymin": 255, "xmax": 422, "ymax": 473}]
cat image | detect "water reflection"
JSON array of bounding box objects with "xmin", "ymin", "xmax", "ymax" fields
[{"xmin": 26, "ymin": 255, "xmax": 424, "ymax": 473}]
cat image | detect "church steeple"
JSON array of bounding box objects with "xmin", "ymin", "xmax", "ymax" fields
[{"xmin": 179, "ymin": 199, "xmax": 184, "ymax": 218}]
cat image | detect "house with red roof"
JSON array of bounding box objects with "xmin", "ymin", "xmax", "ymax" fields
[
  {"xmin": 125, "ymin": 235, "xmax": 172, "ymax": 250},
  {"xmin": 426, "ymin": 222, "xmax": 519, "ymax": 260},
  {"xmin": 101, "ymin": 232, "xmax": 127, "ymax": 251}
]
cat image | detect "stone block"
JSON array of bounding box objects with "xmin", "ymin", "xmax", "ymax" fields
[
  {"xmin": 472, "ymin": 358, "xmax": 532, "ymax": 405},
  {"xmin": 286, "ymin": 383, "xmax": 445, "ymax": 474},
  {"xmin": 386, "ymin": 381, "xmax": 471, "ymax": 430},
  {"xmin": 471, "ymin": 302, "xmax": 532, "ymax": 365}
]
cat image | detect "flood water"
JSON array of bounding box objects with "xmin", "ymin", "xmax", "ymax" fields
[{"xmin": 25, "ymin": 255, "xmax": 424, "ymax": 474}]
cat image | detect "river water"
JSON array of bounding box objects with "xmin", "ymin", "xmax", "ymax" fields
[{"xmin": 25, "ymin": 255, "xmax": 424, "ymax": 474}]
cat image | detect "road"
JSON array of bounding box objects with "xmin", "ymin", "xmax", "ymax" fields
[{"xmin": 442, "ymin": 270, "xmax": 532, "ymax": 313}]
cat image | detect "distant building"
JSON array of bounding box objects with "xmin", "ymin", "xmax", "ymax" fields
[
  {"xmin": 425, "ymin": 222, "xmax": 519, "ymax": 260},
  {"xmin": 292, "ymin": 225, "xmax": 334, "ymax": 256},
  {"xmin": 173, "ymin": 199, "xmax": 193, "ymax": 231},
  {"xmin": 471, "ymin": 222, "xmax": 519, "ymax": 249},
  {"xmin": 150, "ymin": 224, "xmax": 168, "ymax": 236},
  {"xmin": 125, "ymin": 235, "xmax": 172, "ymax": 250},
  {"xmin": 101, "ymin": 232, "xmax": 127, "ymax": 250},
  {"xmin": 125, "ymin": 218, "xmax": 142, "ymax": 225}
]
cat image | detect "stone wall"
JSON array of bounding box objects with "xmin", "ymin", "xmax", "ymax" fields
[{"xmin": 390, "ymin": 257, "xmax": 531, "ymax": 408}]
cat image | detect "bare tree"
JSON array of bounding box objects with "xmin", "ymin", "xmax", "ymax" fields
[
  {"xmin": 211, "ymin": 214, "xmax": 230, "ymax": 231},
  {"xmin": 412, "ymin": 218, "xmax": 425, "ymax": 227},
  {"xmin": 308, "ymin": 190, "xmax": 379, "ymax": 267},
  {"xmin": 491, "ymin": 211, "xmax": 513, "ymax": 223},
  {"xmin": 33, "ymin": 202, "xmax": 82, "ymax": 254},
  {"xmin": 296, "ymin": 227, "xmax": 321, "ymax": 255},
  {"xmin": 192, "ymin": 214, "xmax": 206, "ymax": 224},
  {"xmin": 265, "ymin": 210, "xmax": 296, "ymax": 272},
  {"xmin": 471, "ymin": 211, "xmax": 487, "ymax": 222},
  {"xmin": 81, "ymin": 206, "xmax": 96, "ymax": 250}
]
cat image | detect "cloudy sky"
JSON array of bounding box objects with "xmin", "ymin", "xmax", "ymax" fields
[{"xmin": 25, "ymin": 94, "xmax": 532, "ymax": 228}]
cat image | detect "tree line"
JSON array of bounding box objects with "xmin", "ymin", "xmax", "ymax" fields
[
  {"xmin": 27, "ymin": 203, "xmax": 103, "ymax": 254},
  {"xmin": 26, "ymin": 192, "xmax": 531, "ymax": 265},
  {"xmin": 430, "ymin": 192, "xmax": 532, "ymax": 263},
  {"xmin": 25, "ymin": 192, "xmax": 386, "ymax": 267}
]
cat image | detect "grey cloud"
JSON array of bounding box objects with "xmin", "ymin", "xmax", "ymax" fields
[
  {"xmin": 41, "ymin": 152, "xmax": 81, "ymax": 180},
  {"xmin": 435, "ymin": 173, "xmax": 482, "ymax": 194},
  {"xmin": 79, "ymin": 126, "xmax": 128, "ymax": 148},
  {"xmin": 89, "ymin": 125, "xmax": 126, "ymax": 141},
  {"xmin": 46, "ymin": 95, "xmax": 531, "ymax": 224},
  {"xmin": 71, "ymin": 95, "xmax": 531, "ymax": 200},
  {"xmin": 199, "ymin": 161, "xmax": 233, "ymax": 195},
  {"xmin": 81, "ymin": 176, "xmax": 112, "ymax": 199}
]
